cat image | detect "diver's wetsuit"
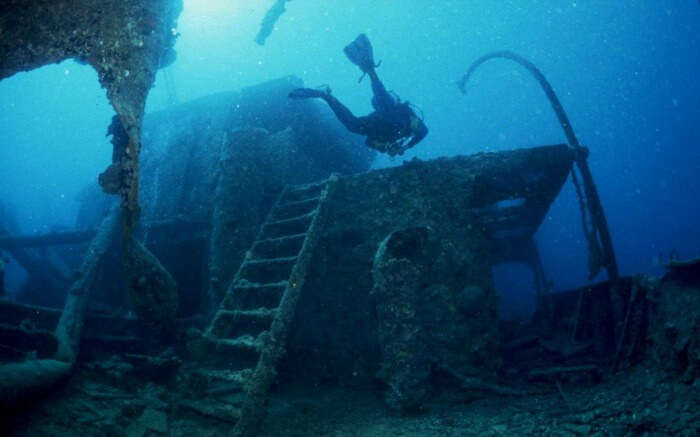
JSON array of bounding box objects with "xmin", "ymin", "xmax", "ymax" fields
[{"xmin": 289, "ymin": 34, "xmax": 428, "ymax": 156}]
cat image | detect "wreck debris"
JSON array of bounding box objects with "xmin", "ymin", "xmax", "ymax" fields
[
  {"xmin": 458, "ymin": 51, "xmax": 618, "ymax": 283},
  {"xmin": 528, "ymin": 365, "xmax": 603, "ymax": 413},
  {"xmin": 371, "ymin": 227, "xmax": 435, "ymax": 411},
  {"xmin": 458, "ymin": 52, "xmax": 621, "ymax": 366},
  {"xmin": 123, "ymin": 237, "xmax": 178, "ymax": 336},
  {"xmin": 0, "ymin": 216, "xmax": 68, "ymax": 296},
  {"xmin": 0, "ymin": 217, "xmax": 207, "ymax": 250},
  {"xmin": 178, "ymin": 398, "xmax": 241, "ymax": 423},
  {"xmin": 98, "ymin": 115, "xmax": 130, "ymax": 195},
  {"xmin": 0, "ymin": 300, "xmax": 63, "ymax": 330},
  {"xmin": 255, "ymin": 0, "xmax": 291, "ymax": 45},
  {"xmin": 0, "ymin": 359, "xmax": 72, "ymax": 406},
  {"xmin": 370, "ymin": 225, "xmax": 514, "ymax": 410},
  {"xmin": 0, "ymin": 229, "xmax": 98, "ymax": 249},
  {"xmin": 0, "ymin": 0, "xmax": 183, "ymax": 232},
  {"xmin": 0, "ymin": 321, "xmax": 57, "ymax": 360},
  {"xmin": 649, "ymin": 258, "xmax": 700, "ymax": 383},
  {"xmin": 527, "ymin": 365, "xmax": 602, "ymax": 383},
  {"xmin": 0, "ymin": 206, "xmax": 120, "ymax": 406},
  {"xmin": 123, "ymin": 350, "xmax": 182, "ymax": 384},
  {"xmin": 611, "ymin": 276, "xmax": 652, "ymax": 371},
  {"xmin": 55, "ymin": 206, "xmax": 121, "ymax": 363},
  {"xmin": 289, "ymin": 145, "xmax": 570, "ymax": 384},
  {"xmin": 664, "ymin": 256, "xmax": 700, "ymax": 273},
  {"xmin": 437, "ymin": 364, "xmax": 528, "ymax": 397}
]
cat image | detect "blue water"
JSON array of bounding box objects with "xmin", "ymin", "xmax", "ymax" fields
[{"xmin": 1, "ymin": 1, "xmax": 699, "ymax": 307}]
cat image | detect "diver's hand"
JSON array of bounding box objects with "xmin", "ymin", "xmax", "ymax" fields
[{"xmin": 386, "ymin": 142, "xmax": 405, "ymax": 157}]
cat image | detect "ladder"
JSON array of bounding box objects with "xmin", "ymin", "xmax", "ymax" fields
[{"xmin": 202, "ymin": 174, "xmax": 338, "ymax": 435}]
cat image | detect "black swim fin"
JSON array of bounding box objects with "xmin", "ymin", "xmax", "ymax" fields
[{"xmin": 343, "ymin": 34, "xmax": 377, "ymax": 74}]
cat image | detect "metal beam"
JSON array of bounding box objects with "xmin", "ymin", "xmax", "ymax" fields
[{"xmin": 0, "ymin": 219, "xmax": 208, "ymax": 249}]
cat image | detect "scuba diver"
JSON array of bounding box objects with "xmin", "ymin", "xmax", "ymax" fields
[{"xmin": 289, "ymin": 34, "xmax": 428, "ymax": 156}]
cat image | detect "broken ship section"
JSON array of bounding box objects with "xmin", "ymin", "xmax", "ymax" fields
[{"xmin": 183, "ymin": 144, "xmax": 575, "ymax": 432}]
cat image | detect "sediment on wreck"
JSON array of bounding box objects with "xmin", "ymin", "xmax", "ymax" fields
[
  {"xmin": 649, "ymin": 259, "xmax": 700, "ymax": 383},
  {"xmin": 371, "ymin": 227, "xmax": 438, "ymax": 411},
  {"xmin": 285, "ymin": 145, "xmax": 575, "ymax": 388}
]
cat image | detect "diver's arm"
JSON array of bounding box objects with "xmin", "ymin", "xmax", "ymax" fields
[
  {"xmin": 365, "ymin": 137, "xmax": 391, "ymax": 154},
  {"xmin": 385, "ymin": 120, "xmax": 428, "ymax": 156},
  {"xmin": 400, "ymin": 118, "xmax": 428, "ymax": 152}
]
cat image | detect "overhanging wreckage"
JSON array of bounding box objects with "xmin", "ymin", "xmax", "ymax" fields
[{"xmin": 0, "ymin": 0, "xmax": 183, "ymax": 231}]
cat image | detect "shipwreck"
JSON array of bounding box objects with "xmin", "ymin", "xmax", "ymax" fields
[{"xmin": 0, "ymin": 1, "xmax": 698, "ymax": 435}]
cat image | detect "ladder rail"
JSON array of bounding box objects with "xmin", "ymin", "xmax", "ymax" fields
[
  {"xmin": 232, "ymin": 173, "xmax": 339, "ymax": 436},
  {"xmin": 205, "ymin": 185, "xmax": 290, "ymax": 338},
  {"xmin": 200, "ymin": 174, "xmax": 339, "ymax": 436}
]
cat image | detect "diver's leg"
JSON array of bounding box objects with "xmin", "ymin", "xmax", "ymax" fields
[
  {"xmin": 289, "ymin": 88, "xmax": 328, "ymax": 99},
  {"xmin": 367, "ymin": 70, "xmax": 395, "ymax": 113},
  {"xmin": 321, "ymin": 94, "xmax": 369, "ymax": 135},
  {"xmin": 289, "ymin": 88, "xmax": 369, "ymax": 134}
]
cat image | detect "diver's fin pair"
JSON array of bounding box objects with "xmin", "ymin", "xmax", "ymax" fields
[{"xmin": 344, "ymin": 34, "xmax": 380, "ymax": 77}]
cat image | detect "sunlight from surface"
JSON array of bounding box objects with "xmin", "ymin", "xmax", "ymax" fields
[{"xmin": 182, "ymin": 0, "xmax": 262, "ymax": 27}]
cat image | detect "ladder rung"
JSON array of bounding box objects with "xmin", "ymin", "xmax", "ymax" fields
[
  {"xmin": 215, "ymin": 336, "xmax": 262, "ymax": 355},
  {"xmin": 276, "ymin": 196, "xmax": 320, "ymax": 209},
  {"xmin": 265, "ymin": 210, "xmax": 316, "ymax": 227},
  {"xmin": 243, "ymin": 256, "xmax": 297, "ymax": 266},
  {"xmin": 232, "ymin": 280, "xmax": 288, "ymax": 290},
  {"xmin": 224, "ymin": 281, "xmax": 286, "ymax": 311},
  {"xmin": 253, "ymin": 232, "xmax": 307, "ymax": 246},
  {"xmin": 195, "ymin": 368, "xmax": 253, "ymax": 386},
  {"xmin": 288, "ymin": 180, "xmax": 327, "ymax": 193},
  {"xmin": 210, "ymin": 308, "xmax": 277, "ymax": 339},
  {"xmin": 216, "ymin": 308, "xmax": 277, "ymax": 320}
]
